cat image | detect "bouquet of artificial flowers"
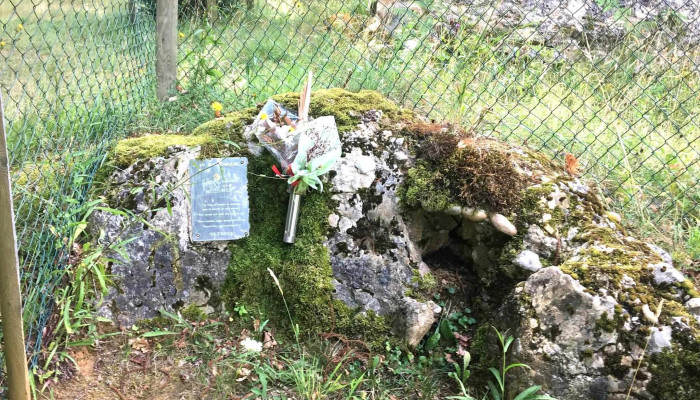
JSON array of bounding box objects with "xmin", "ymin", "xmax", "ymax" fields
[{"xmin": 252, "ymin": 72, "xmax": 341, "ymax": 243}]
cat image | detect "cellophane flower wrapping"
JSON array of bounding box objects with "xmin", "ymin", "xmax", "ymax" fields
[
  {"xmin": 253, "ymin": 99, "xmax": 300, "ymax": 169},
  {"xmin": 253, "ymin": 100, "xmax": 341, "ymax": 194}
]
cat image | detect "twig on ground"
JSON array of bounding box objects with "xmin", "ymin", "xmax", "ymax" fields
[{"xmin": 107, "ymin": 383, "xmax": 129, "ymax": 400}]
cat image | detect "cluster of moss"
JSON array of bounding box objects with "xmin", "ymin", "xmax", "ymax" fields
[
  {"xmin": 649, "ymin": 345, "xmax": 700, "ymax": 398},
  {"xmin": 398, "ymin": 163, "xmax": 454, "ymax": 212},
  {"xmin": 271, "ymin": 88, "xmax": 415, "ymax": 134},
  {"xmin": 399, "ymin": 137, "xmax": 547, "ymax": 215},
  {"xmin": 110, "ymin": 134, "xmax": 214, "ymax": 168},
  {"xmin": 220, "ymin": 153, "xmax": 337, "ymax": 334}
]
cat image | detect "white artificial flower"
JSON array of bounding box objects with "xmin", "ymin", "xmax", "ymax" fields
[{"xmin": 240, "ymin": 337, "xmax": 263, "ymax": 353}]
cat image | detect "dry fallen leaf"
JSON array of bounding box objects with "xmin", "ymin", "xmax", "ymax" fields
[
  {"xmin": 263, "ymin": 330, "xmax": 277, "ymax": 350},
  {"xmin": 236, "ymin": 367, "xmax": 252, "ymax": 382},
  {"xmin": 128, "ymin": 337, "xmax": 151, "ymax": 353},
  {"xmin": 565, "ymin": 153, "xmax": 579, "ymax": 176}
]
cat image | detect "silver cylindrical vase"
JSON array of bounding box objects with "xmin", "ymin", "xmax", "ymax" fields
[{"xmin": 283, "ymin": 192, "xmax": 302, "ymax": 243}]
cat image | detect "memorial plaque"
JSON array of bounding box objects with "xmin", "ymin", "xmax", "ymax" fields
[{"xmin": 189, "ymin": 158, "xmax": 249, "ymax": 242}]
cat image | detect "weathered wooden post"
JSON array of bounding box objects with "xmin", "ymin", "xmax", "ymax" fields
[
  {"xmin": 207, "ymin": 0, "xmax": 219, "ymax": 22},
  {"xmin": 128, "ymin": 0, "xmax": 137, "ymax": 25},
  {"xmin": 156, "ymin": 0, "xmax": 178, "ymax": 101},
  {"xmin": 0, "ymin": 93, "xmax": 31, "ymax": 400}
]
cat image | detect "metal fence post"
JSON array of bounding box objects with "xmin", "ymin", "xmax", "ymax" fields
[
  {"xmin": 156, "ymin": 0, "xmax": 178, "ymax": 101},
  {"xmin": 0, "ymin": 93, "xmax": 31, "ymax": 399}
]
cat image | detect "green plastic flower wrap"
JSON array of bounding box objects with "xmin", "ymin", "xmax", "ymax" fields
[{"xmin": 288, "ymin": 116, "xmax": 341, "ymax": 194}]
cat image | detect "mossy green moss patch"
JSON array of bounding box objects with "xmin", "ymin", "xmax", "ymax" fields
[
  {"xmin": 398, "ymin": 163, "xmax": 454, "ymax": 212},
  {"xmin": 192, "ymin": 108, "xmax": 258, "ymax": 142},
  {"xmin": 649, "ymin": 345, "xmax": 700, "ymax": 399},
  {"xmin": 111, "ymin": 134, "xmax": 214, "ymax": 168},
  {"xmin": 220, "ymin": 154, "xmax": 336, "ymax": 335},
  {"xmin": 271, "ymin": 88, "xmax": 415, "ymax": 133},
  {"xmin": 399, "ymin": 138, "xmax": 540, "ymax": 214}
]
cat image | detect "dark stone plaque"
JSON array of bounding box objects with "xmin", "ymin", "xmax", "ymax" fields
[{"xmin": 189, "ymin": 157, "xmax": 249, "ymax": 242}]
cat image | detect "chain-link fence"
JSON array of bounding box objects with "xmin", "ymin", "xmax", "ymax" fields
[
  {"xmin": 0, "ymin": 0, "xmax": 155, "ymax": 386},
  {"xmin": 1, "ymin": 0, "xmax": 698, "ymax": 390},
  {"xmin": 176, "ymin": 0, "xmax": 698, "ymax": 242}
]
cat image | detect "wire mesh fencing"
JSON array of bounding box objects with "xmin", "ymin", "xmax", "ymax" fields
[
  {"xmin": 0, "ymin": 0, "xmax": 699, "ymax": 391},
  {"xmin": 0, "ymin": 0, "xmax": 155, "ymax": 385},
  {"xmin": 175, "ymin": 0, "xmax": 698, "ymax": 243}
]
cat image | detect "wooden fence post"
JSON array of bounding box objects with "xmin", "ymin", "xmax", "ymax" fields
[
  {"xmin": 128, "ymin": 0, "xmax": 137, "ymax": 25},
  {"xmin": 207, "ymin": 0, "xmax": 219, "ymax": 22},
  {"xmin": 0, "ymin": 93, "xmax": 31, "ymax": 400},
  {"xmin": 156, "ymin": 0, "xmax": 178, "ymax": 101}
]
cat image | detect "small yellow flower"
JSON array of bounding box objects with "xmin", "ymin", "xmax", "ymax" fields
[
  {"xmin": 179, "ymin": 31, "xmax": 185, "ymax": 38},
  {"xmin": 0, "ymin": 41, "xmax": 5, "ymax": 47},
  {"xmin": 289, "ymin": 126, "xmax": 295, "ymax": 132},
  {"xmin": 259, "ymin": 113, "xmax": 268, "ymax": 120},
  {"xmin": 251, "ymin": 93, "xmax": 257, "ymax": 98},
  {"xmin": 16, "ymin": 24, "xmax": 23, "ymax": 32},
  {"xmin": 211, "ymin": 102, "xmax": 223, "ymax": 112}
]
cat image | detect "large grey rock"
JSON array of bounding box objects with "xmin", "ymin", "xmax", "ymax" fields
[
  {"xmin": 89, "ymin": 98, "xmax": 700, "ymax": 400},
  {"xmin": 326, "ymin": 112, "xmax": 437, "ymax": 343},
  {"xmin": 91, "ymin": 110, "xmax": 440, "ymax": 346},
  {"xmin": 510, "ymin": 267, "xmax": 630, "ymax": 400},
  {"xmin": 88, "ymin": 146, "xmax": 231, "ymax": 327}
]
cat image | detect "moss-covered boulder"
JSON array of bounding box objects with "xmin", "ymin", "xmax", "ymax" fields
[
  {"xmin": 89, "ymin": 89, "xmax": 435, "ymax": 347},
  {"xmin": 89, "ymin": 89, "xmax": 700, "ymax": 398}
]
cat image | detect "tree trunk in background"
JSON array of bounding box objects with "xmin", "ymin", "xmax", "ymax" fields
[{"xmin": 207, "ymin": 0, "xmax": 219, "ymax": 22}]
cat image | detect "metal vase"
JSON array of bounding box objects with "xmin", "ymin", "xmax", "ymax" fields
[{"xmin": 283, "ymin": 192, "xmax": 302, "ymax": 243}]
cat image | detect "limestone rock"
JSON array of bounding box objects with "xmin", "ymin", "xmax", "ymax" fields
[
  {"xmin": 88, "ymin": 146, "xmax": 231, "ymax": 327},
  {"xmin": 332, "ymin": 147, "xmax": 376, "ymax": 192},
  {"xmin": 395, "ymin": 298, "xmax": 441, "ymax": 348},
  {"xmin": 490, "ymin": 213, "xmax": 517, "ymax": 236},
  {"xmin": 510, "ymin": 267, "xmax": 623, "ymax": 400},
  {"xmin": 462, "ymin": 207, "xmax": 487, "ymax": 222},
  {"xmin": 686, "ymin": 298, "xmax": 700, "ymax": 324},
  {"xmin": 512, "ymin": 250, "xmax": 542, "ymax": 272},
  {"xmin": 648, "ymin": 326, "xmax": 673, "ymax": 354},
  {"xmin": 90, "ymin": 90, "xmax": 700, "ymax": 398}
]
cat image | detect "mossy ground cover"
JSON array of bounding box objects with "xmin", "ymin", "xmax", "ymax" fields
[
  {"xmin": 398, "ymin": 136, "xmax": 559, "ymax": 215},
  {"xmin": 220, "ymin": 153, "xmax": 338, "ymax": 335}
]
